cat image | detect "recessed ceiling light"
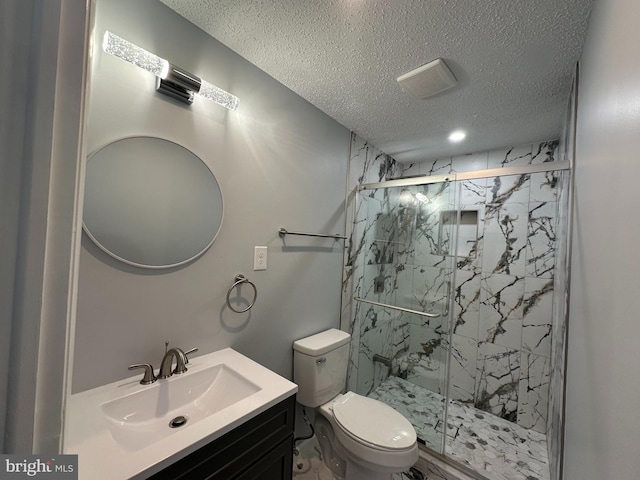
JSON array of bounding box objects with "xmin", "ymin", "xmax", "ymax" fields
[{"xmin": 448, "ymin": 130, "xmax": 466, "ymax": 142}]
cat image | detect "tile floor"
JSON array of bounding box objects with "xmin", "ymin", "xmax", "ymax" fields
[{"xmin": 292, "ymin": 437, "xmax": 424, "ymax": 480}]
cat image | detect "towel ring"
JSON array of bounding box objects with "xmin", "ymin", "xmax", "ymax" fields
[{"xmin": 226, "ymin": 274, "xmax": 257, "ymax": 313}]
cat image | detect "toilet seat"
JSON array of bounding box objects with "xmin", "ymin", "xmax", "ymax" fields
[{"xmin": 331, "ymin": 391, "xmax": 416, "ymax": 451}]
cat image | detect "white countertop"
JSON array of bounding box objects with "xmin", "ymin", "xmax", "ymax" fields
[{"xmin": 63, "ymin": 348, "xmax": 297, "ymax": 479}]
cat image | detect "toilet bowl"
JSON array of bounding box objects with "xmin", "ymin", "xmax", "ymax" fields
[
  {"xmin": 293, "ymin": 329, "xmax": 418, "ymax": 480},
  {"xmin": 319, "ymin": 392, "xmax": 418, "ymax": 474}
]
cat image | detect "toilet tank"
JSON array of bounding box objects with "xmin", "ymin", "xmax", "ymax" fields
[{"xmin": 293, "ymin": 329, "xmax": 351, "ymax": 407}]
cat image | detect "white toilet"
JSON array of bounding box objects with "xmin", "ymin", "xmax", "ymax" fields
[{"xmin": 293, "ymin": 328, "xmax": 418, "ymax": 480}]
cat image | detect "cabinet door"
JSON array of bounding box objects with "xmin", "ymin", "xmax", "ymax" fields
[{"xmin": 234, "ymin": 436, "xmax": 293, "ymax": 480}]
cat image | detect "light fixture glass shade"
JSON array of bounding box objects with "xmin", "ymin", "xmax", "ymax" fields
[
  {"xmin": 199, "ymin": 80, "xmax": 239, "ymax": 111},
  {"xmin": 103, "ymin": 31, "xmax": 168, "ymax": 77}
]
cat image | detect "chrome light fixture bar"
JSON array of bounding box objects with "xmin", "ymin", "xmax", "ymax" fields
[{"xmin": 102, "ymin": 31, "xmax": 239, "ymax": 110}]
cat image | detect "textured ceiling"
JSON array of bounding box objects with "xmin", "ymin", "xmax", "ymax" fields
[{"xmin": 160, "ymin": 0, "xmax": 593, "ymax": 163}]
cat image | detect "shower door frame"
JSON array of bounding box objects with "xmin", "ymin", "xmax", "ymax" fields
[{"xmin": 350, "ymin": 159, "xmax": 571, "ymax": 472}]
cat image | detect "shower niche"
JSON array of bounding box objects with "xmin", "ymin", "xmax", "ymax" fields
[{"xmin": 438, "ymin": 209, "xmax": 479, "ymax": 258}]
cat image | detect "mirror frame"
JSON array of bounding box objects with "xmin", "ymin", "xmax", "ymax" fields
[{"xmin": 82, "ymin": 136, "xmax": 224, "ymax": 269}]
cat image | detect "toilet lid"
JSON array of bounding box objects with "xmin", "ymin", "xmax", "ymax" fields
[{"xmin": 331, "ymin": 392, "xmax": 416, "ymax": 450}]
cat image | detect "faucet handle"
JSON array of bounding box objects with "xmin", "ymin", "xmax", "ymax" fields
[
  {"xmin": 128, "ymin": 363, "xmax": 157, "ymax": 385},
  {"xmin": 183, "ymin": 348, "xmax": 198, "ymax": 363},
  {"xmin": 171, "ymin": 348, "xmax": 198, "ymax": 375}
]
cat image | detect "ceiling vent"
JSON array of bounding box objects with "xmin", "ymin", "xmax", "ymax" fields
[{"xmin": 397, "ymin": 58, "xmax": 457, "ymax": 99}]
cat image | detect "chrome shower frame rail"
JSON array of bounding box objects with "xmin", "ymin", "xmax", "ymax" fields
[{"xmin": 356, "ymin": 160, "xmax": 571, "ymax": 191}]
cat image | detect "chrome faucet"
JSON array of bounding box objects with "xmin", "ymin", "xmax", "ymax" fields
[
  {"xmin": 128, "ymin": 343, "xmax": 198, "ymax": 384},
  {"xmin": 158, "ymin": 346, "xmax": 198, "ymax": 379}
]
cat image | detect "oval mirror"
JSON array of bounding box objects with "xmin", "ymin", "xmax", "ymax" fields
[{"xmin": 83, "ymin": 136, "xmax": 223, "ymax": 269}]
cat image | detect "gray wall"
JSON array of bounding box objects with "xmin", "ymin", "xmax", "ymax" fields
[
  {"xmin": 0, "ymin": 0, "xmax": 33, "ymax": 452},
  {"xmin": 564, "ymin": 0, "xmax": 640, "ymax": 478},
  {"xmin": 1, "ymin": 0, "xmax": 89, "ymax": 453},
  {"xmin": 72, "ymin": 0, "xmax": 349, "ymax": 393}
]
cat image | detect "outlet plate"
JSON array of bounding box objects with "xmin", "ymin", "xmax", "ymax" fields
[{"xmin": 254, "ymin": 246, "xmax": 267, "ymax": 270}]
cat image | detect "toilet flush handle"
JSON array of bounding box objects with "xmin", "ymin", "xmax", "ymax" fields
[{"xmin": 316, "ymin": 357, "xmax": 327, "ymax": 365}]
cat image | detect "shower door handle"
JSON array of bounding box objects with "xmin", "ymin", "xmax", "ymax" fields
[
  {"xmin": 353, "ymin": 297, "xmax": 440, "ymax": 318},
  {"xmin": 443, "ymin": 280, "xmax": 451, "ymax": 316}
]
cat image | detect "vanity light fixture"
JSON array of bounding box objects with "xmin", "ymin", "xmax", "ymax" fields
[{"xmin": 102, "ymin": 31, "xmax": 239, "ymax": 110}]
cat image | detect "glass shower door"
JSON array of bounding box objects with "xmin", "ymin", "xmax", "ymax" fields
[{"xmin": 350, "ymin": 176, "xmax": 459, "ymax": 453}]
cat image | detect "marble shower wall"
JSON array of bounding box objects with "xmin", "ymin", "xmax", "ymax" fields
[
  {"xmin": 342, "ymin": 135, "xmax": 563, "ymax": 436},
  {"xmin": 341, "ymin": 133, "xmax": 402, "ymax": 392}
]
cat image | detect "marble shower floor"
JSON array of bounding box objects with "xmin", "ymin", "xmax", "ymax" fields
[{"xmin": 369, "ymin": 376, "xmax": 549, "ymax": 480}]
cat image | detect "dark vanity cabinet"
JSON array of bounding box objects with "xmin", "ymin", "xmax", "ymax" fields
[{"xmin": 147, "ymin": 395, "xmax": 295, "ymax": 480}]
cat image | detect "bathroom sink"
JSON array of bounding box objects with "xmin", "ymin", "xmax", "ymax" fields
[
  {"xmin": 64, "ymin": 348, "xmax": 297, "ymax": 480},
  {"xmin": 100, "ymin": 363, "xmax": 261, "ymax": 450}
]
